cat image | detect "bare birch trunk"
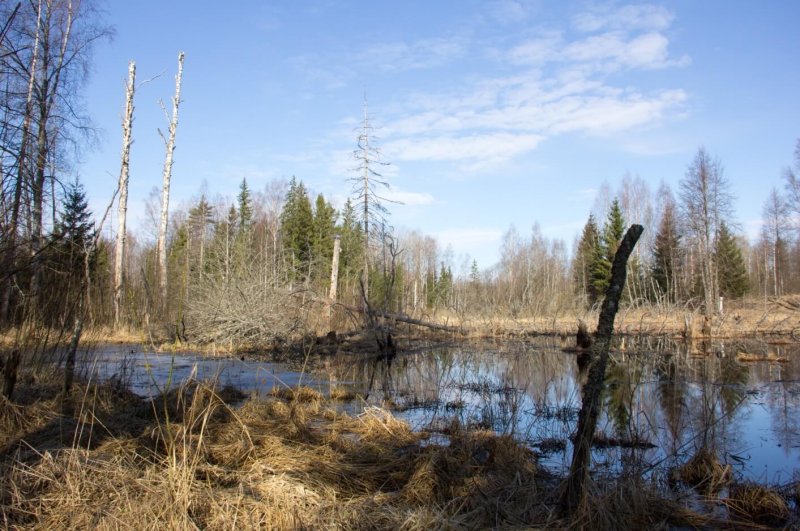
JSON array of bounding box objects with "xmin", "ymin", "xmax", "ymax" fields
[
  {"xmin": 1, "ymin": 0, "xmax": 42, "ymax": 323},
  {"xmin": 114, "ymin": 60, "xmax": 136, "ymax": 327},
  {"xmin": 157, "ymin": 51, "xmax": 184, "ymax": 314},
  {"xmin": 329, "ymin": 235, "xmax": 341, "ymax": 301}
]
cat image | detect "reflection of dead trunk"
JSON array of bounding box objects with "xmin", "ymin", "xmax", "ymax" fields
[
  {"xmin": 2, "ymin": 349, "xmax": 21, "ymax": 399},
  {"xmin": 560, "ymin": 224, "xmax": 643, "ymax": 516}
]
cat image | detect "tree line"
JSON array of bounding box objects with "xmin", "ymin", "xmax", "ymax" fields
[{"xmin": 2, "ymin": 2, "xmax": 799, "ymax": 345}]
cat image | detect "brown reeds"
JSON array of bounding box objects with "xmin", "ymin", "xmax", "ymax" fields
[
  {"xmin": 0, "ymin": 374, "xmax": 787, "ymax": 530},
  {"xmin": 676, "ymin": 446, "xmax": 732, "ymax": 495},
  {"xmin": 725, "ymin": 483, "xmax": 791, "ymax": 527}
]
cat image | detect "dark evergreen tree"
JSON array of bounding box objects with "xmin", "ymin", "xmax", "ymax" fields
[
  {"xmin": 237, "ymin": 178, "xmax": 253, "ymax": 230},
  {"xmin": 592, "ymin": 199, "xmax": 626, "ymax": 300},
  {"xmin": 280, "ymin": 177, "xmax": 314, "ymax": 280},
  {"xmin": 573, "ymin": 215, "xmax": 602, "ymax": 304},
  {"xmin": 716, "ymin": 222, "xmax": 749, "ymax": 299},
  {"xmin": 651, "ymin": 199, "xmax": 681, "ymax": 301},
  {"xmin": 311, "ymin": 194, "xmax": 337, "ymax": 284},
  {"xmin": 42, "ymin": 180, "xmax": 95, "ymax": 325},
  {"xmin": 337, "ymin": 198, "xmax": 364, "ymax": 295},
  {"xmin": 53, "ymin": 179, "xmax": 96, "ymax": 275}
]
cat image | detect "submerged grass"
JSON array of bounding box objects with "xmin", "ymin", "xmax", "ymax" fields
[{"xmin": 0, "ymin": 373, "xmax": 787, "ymax": 530}]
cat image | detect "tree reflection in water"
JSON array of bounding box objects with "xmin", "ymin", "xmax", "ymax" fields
[{"xmin": 317, "ymin": 337, "xmax": 800, "ymax": 481}]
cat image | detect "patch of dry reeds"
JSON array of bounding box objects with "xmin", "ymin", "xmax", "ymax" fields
[
  {"xmin": 1, "ymin": 374, "xmax": 789, "ymax": 530},
  {"xmin": 725, "ymin": 483, "xmax": 791, "ymax": 528},
  {"xmin": 675, "ymin": 446, "xmax": 732, "ymax": 495}
]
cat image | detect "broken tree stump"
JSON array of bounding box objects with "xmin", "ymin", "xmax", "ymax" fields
[{"xmin": 560, "ymin": 224, "xmax": 644, "ymax": 516}]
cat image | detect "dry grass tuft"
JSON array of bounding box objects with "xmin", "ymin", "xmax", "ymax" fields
[
  {"xmin": 735, "ymin": 351, "xmax": 788, "ymax": 363},
  {"xmin": 268, "ymin": 385, "xmax": 323, "ymax": 403},
  {"xmin": 572, "ymin": 477, "xmax": 717, "ymax": 531},
  {"xmin": 329, "ymin": 385, "xmax": 360, "ymax": 401},
  {"xmin": 725, "ymin": 483, "xmax": 791, "ymax": 527},
  {"xmin": 676, "ymin": 446, "xmax": 731, "ymax": 495}
]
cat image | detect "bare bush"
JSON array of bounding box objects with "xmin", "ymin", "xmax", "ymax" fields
[{"xmin": 184, "ymin": 257, "xmax": 306, "ymax": 347}]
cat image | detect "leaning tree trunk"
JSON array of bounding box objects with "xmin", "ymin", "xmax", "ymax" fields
[
  {"xmin": 156, "ymin": 51, "xmax": 184, "ymax": 315},
  {"xmin": 560, "ymin": 224, "xmax": 644, "ymax": 516},
  {"xmin": 114, "ymin": 60, "xmax": 136, "ymax": 327}
]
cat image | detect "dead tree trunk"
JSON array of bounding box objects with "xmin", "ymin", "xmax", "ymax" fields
[
  {"xmin": 156, "ymin": 51, "xmax": 184, "ymax": 315},
  {"xmin": 114, "ymin": 60, "xmax": 136, "ymax": 328},
  {"xmin": 560, "ymin": 224, "xmax": 644, "ymax": 516},
  {"xmin": 2, "ymin": 349, "xmax": 21, "ymax": 400},
  {"xmin": 329, "ymin": 235, "xmax": 341, "ymax": 301}
]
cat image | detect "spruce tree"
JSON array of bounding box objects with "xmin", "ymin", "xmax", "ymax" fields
[
  {"xmin": 280, "ymin": 177, "xmax": 314, "ymax": 280},
  {"xmin": 237, "ymin": 178, "xmax": 253, "ymax": 230},
  {"xmin": 716, "ymin": 222, "xmax": 748, "ymax": 299},
  {"xmin": 651, "ymin": 200, "xmax": 681, "ymax": 301},
  {"xmin": 43, "ymin": 180, "xmax": 95, "ymax": 325},
  {"xmin": 54, "ymin": 179, "xmax": 96, "ymax": 275},
  {"xmin": 591, "ymin": 200, "xmax": 626, "ymax": 301},
  {"xmin": 574, "ymin": 215, "xmax": 602, "ymax": 304},
  {"xmin": 337, "ymin": 198, "xmax": 364, "ymax": 294},
  {"xmin": 311, "ymin": 194, "xmax": 337, "ymax": 284}
]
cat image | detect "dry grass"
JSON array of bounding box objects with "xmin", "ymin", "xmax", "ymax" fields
[
  {"xmin": 675, "ymin": 447, "xmax": 732, "ymax": 495},
  {"xmin": 735, "ymin": 351, "xmax": 789, "ymax": 363},
  {"xmin": 0, "ymin": 375, "xmax": 776, "ymax": 530},
  {"xmin": 267, "ymin": 385, "xmax": 323, "ymax": 404},
  {"xmin": 725, "ymin": 483, "xmax": 791, "ymax": 528},
  {"xmin": 329, "ymin": 386, "xmax": 360, "ymax": 401}
]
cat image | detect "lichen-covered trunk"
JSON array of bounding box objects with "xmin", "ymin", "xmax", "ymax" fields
[
  {"xmin": 156, "ymin": 52, "xmax": 184, "ymax": 315},
  {"xmin": 114, "ymin": 60, "xmax": 136, "ymax": 327},
  {"xmin": 560, "ymin": 224, "xmax": 644, "ymax": 516}
]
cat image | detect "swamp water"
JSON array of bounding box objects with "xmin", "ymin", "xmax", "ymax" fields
[{"xmin": 80, "ymin": 337, "xmax": 800, "ymax": 484}]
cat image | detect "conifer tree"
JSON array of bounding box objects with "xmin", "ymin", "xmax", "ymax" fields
[
  {"xmin": 280, "ymin": 177, "xmax": 314, "ymax": 281},
  {"xmin": 44, "ymin": 180, "xmax": 95, "ymax": 324},
  {"xmin": 337, "ymin": 198, "xmax": 364, "ymax": 296},
  {"xmin": 652, "ymin": 198, "xmax": 681, "ymax": 302},
  {"xmin": 716, "ymin": 222, "xmax": 748, "ymax": 299},
  {"xmin": 591, "ymin": 200, "xmax": 626, "ymax": 300},
  {"xmin": 311, "ymin": 194, "xmax": 337, "ymax": 285},
  {"xmin": 574, "ymin": 215, "xmax": 602, "ymax": 304},
  {"xmin": 53, "ymin": 180, "xmax": 96, "ymax": 275},
  {"xmin": 237, "ymin": 178, "xmax": 253, "ymax": 230}
]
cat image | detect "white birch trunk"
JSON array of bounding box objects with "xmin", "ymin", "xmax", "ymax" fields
[
  {"xmin": 157, "ymin": 51, "xmax": 184, "ymax": 312},
  {"xmin": 329, "ymin": 235, "xmax": 341, "ymax": 301},
  {"xmin": 114, "ymin": 60, "xmax": 136, "ymax": 327}
]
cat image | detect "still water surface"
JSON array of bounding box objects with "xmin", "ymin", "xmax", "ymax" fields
[{"xmin": 81, "ymin": 337, "xmax": 800, "ymax": 482}]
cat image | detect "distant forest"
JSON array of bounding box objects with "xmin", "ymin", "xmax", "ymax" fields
[{"xmin": 1, "ymin": 1, "xmax": 799, "ymax": 344}]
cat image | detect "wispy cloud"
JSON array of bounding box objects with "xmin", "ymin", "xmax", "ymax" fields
[
  {"xmin": 356, "ymin": 36, "xmax": 466, "ymax": 72},
  {"xmin": 571, "ymin": 4, "xmax": 674, "ymax": 33},
  {"xmin": 385, "ymin": 133, "xmax": 543, "ymax": 162},
  {"xmin": 374, "ymin": 5, "xmax": 689, "ymax": 171},
  {"xmin": 384, "ymin": 188, "xmax": 435, "ymax": 206}
]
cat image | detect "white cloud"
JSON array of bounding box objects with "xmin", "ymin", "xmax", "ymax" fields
[
  {"xmin": 386, "ymin": 133, "xmax": 543, "ymax": 162},
  {"xmin": 384, "ymin": 188, "xmax": 435, "ymax": 206},
  {"xmin": 358, "ymin": 36, "xmax": 465, "ymax": 71},
  {"xmin": 487, "ymin": 0, "xmax": 531, "ymax": 24},
  {"xmin": 572, "ymin": 4, "xmax": 674, "ymax": 33}
]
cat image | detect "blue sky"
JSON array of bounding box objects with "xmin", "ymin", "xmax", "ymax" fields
[{"xmin": 79, "ymin": 1, "xmax": 799, "ymax": 269}]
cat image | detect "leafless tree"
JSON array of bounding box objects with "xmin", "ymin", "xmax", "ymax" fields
[
  {"xmin": 679, "ymin": 147, "xmax": 733, "ymax": 316},
  {"xmin": 760, "ymin": 187, "xmax": 791, "ymax": 296},
  {"xmin": 348, "ymin": 95, "xmax": 393, "ymax": 302},
  {"xmin": 114, "ymin": 60, "xmax": 135, "ymax": 327},
  {"xmin": 156, "ymin": 51, "xmax": 184, "ymax": 312}
]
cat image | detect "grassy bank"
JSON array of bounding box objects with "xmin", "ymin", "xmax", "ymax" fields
[{"xmin": 2, "ymin": 371, "xmax": 795, "ymax": 529}]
